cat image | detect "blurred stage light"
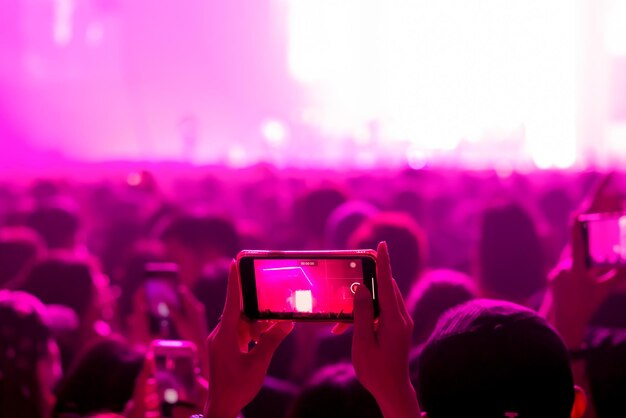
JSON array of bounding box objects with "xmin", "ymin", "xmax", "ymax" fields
[
  {"xmin": 53, "ymin": 0, "xmax": 74, "ymax": 46},
  {"xmin": 261, "ymin": 119, "xmax": 288, "ymax": 146},
  {"xmin": 288, "ymin": 0, "xmax": 581, "ymax": 169},
  {"xmin": 605, "ymin": 0, "xmax": 626, "ymax": 56}
]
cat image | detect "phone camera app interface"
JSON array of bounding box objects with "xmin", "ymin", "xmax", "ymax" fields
[{"xmin": 254, "ymin": 258, "xmax": 365, "ymax": 319}]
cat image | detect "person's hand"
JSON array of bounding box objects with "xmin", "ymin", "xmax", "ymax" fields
[
  {"xmin": 352, "ymin": 241, "xmax": 420, "ymax": 418},
  {"xmin": 124, "ymin": 352, "xmax": 160, "ymax": 418},
  {"xmin": 125, "ymin": 350, "xmax": 208, "ymax": 418},
  {"xmin": 171, "ymin": 287, "xmax": 210, "ymax": 377},
  {"xmin": 127, "ymin": 289, "xmax": 152, "ymax": 349},
  {"xmin": 544, "ymin": 218, "xmax": 626, "ymax": 348},
  {"xmin": 204, "ymin": 261, "xmax": 294, "ymax": 418}
]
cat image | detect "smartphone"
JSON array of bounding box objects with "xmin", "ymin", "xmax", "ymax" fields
[
  {"xmin": 150, "ymin": 340, "xmax": 200, "ymax": 417},
  {"xmin": 580, "ymin": 212, "xmax": 626, "ymax": 267},
  {"xmin": 144, "ymin": 262, "xmax": 181, "ymax": 338},
  {"xmin": 237, "ymin": 250, "xmax": 378, "ymax": 321}
]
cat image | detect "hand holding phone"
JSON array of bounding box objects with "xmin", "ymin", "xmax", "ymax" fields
[
  {"xmin": 237, "ymin": 250, "xmax": 379, "ymax": 321},
  {"xmin": 205, "ymin": 261, "xmax": 294, "ymax": 418},
  {"xmin": 579, "ymin": 212, "xmax": 626, "ymax": 268},
  {"xmin": 150, "ymin": 340, "xmax": 202, "ymax": 418}
]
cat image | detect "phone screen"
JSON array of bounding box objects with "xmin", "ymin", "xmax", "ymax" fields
[
  {"xmin": 145, "ymin": 278, "xmax": 180, "ymax": 319},
  {"xmin": 153, "ymin": 345, "xmax": 198, "ymax": 415},
  {"xmin": 240, "ymin": 254, "xmax": 377, "ymax": 321},
  {"xmin": 582, "ymin": 213, "xmax": 626, "ymax": 267}
]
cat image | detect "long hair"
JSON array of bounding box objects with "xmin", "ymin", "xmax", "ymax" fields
[{"xmin": 0, "ymin": 291, "xmax": 53, "ymax": 418}]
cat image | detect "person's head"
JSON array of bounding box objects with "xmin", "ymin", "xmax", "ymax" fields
[
  {"xmin": 477, "ymin": 200, "xmax": 546, "ymax": 303},
  {"xmin": 390, "ymin": 189, "xmax": 427, "ymax": 225},
  {"xmin": 160, "ymin": 214, "xmax": 240, "ymax": 286},
  {"xmin": 53, "ymin": 337, "xmax": 144, "ymax": 417},
  {"xmin": 20, "ymin": 258, "xmax": 98, "ymax": 320},
  {"xmin": 0, "ymin": 227, "xmax": 44, "ymax": 288},
  {"xmin": 18, "ymin": 257, "xmax": 107, "ymax": 368},
  {"xmin": 0, "ymin": 291, "xmax": 62, "ymax": 418},
  {"xmin": 406, "ymin": 269, "xmax": 477, "ymax": 345},
  {"xmin": 349, "ymin": 212, "xmax": 427, "ymax": 294},
  {"xmin": 584, "ymin": 330, "xmax": 626, "ymax": 418},
  {"xmin": 416, "ymin": 299, "xmax": 586, "ymax": 418},
  {"xmin": 27, "ymin": 205, "xmax": 80, "ymax": 250},
  {"xmin": 324, "ymin": 201, "xmax": 379, "ymax": 249},
  {"xmin": 288, "ymin": 363, "xmax": 382, "ymax": 418},
  {"xmin": 293, "ymin": 187, "xmax": 348, "ymax": 247}
]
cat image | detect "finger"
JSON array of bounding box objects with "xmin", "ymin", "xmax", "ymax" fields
[
  {"xmin": 582, "ymin": 172, "xmax": 614, "ymax": 213},
  {"xmin": 221, "ymin": 260, "xmax": 242, "ymax": 327},
  {"xmin": 250, "ymin": 321, "xmax": 273, "ymax": 341},
  {"xmin": 352, "ymin": 284, "xmax": 376, "ymax": 347},
  {"xmin": 179, "ymin": 285, "xmax": 204, "ymax": 314},
  {"xmin": 376, "ymin": 241, "xmax": 399, "ymax": 319},
  {"xmin": 331, "ymin": 323, "xmax": 351, "ymax": 335},
  {"xmin": 392, "ymin": 279, "xmax": 412, "ymax": 326},
  {"xmin": 596, "ymin": 267, "xmax": 626, "ymax": 287},
  {"xmin": 133, "ymin": 287, "xmax": 148, "ymax": 313},
  {"xmin": 570, "ymin": 217, "xmax": 587, "ymax": 273},
  {"xmin": 250, "ymin": 322, "xmax": 294, "ymax": 364}
]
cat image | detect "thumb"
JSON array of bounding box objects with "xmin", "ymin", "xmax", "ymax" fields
[
  {"xmin": 251, "ymin": 322, "xmax": 294, "ymax": 364},
  {"xmin": 353, "ymin": 284, "xmax": 375, "ymax": 348}
]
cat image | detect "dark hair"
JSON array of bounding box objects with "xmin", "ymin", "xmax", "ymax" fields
[
  {"xmin": 324, "ymin": 201, "xmax": 379, "ymax": 249},
  {"xmin": 406, "ymin": 269, "xmax": 477, "ymax": 345},
  {"xmin": 27, "ymin": 206, "xmax": 80, "ymax": 250},
  {"xmin": 478, "ymin": 200, "xmax": 546, "ymax": 302},
  {"xmin": 349, "ymin": 212, "xmax": 427, "ymax": 294},
  {"xmin": 19, "ymin": 258, "xmax": 95, "ymax": 317},
  {"xmin": 585, "ymin": 331, "xmax": 626, "ymax": 418},
  {"xmin": 293, "ymin": 187, "xmax": 348, "ymax": 241},
  {"xmin": 0, "ymin": 291, "xmax": 53, "ymax": 418},
  {"xmin": 0, "ymin": 228, "xmax": 42, "ymax": 287},
  {"xmin": 53, "ymin": 337, "xmax": 144, "ymax": 417},
  {"xmin": 417, "ymin": 300, "xmax": 574, "ymax": 418},
  {"xmin": 288, "ymin": 364, "xmax": 382, "ymax": 418},
  {"xmin": 160, "ymin": 214, "xmax": 241, "ymax": 259}
]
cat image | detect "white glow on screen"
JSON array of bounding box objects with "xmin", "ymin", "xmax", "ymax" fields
[
  {"xmin": 294, "ymin": 290, "xmax": 313, "ymax": 313},
  {"xmin": 288, "ymin": 0, "xmax": 581, "ymax": 168}
]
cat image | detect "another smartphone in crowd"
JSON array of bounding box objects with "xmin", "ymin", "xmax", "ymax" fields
[
  {"xmin": 144, "ymin": 262, "xmax": 181, "ymax": 338},
  {"xmin": 579, "ymin": 212, "xmax": 626, "ymax": 268},
  {"xmin": 150, "ymin": 340, "xmax": 200, "ymax": 418},
  {"xmin": 237, "ymin": 250, "xmax": 378, "ymax": 321}
]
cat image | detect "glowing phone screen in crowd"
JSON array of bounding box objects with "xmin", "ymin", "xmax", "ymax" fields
[{"xmin": 253, "ymin": 258, "xmax": 368, "ymax": 319}]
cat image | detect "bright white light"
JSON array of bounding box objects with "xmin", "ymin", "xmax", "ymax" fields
[
  {"xmin": 294, "ymin": 290, "xmax": 313, "ymax": 313},
  {"xmin": 261, "ymin": 119, "xmax": 287, "ymax": 146},
  {"xmin": 605, "ymin": 0, "xmax": 626, "ymax": 55},
  {"xmin": 288, "ymin": 0, "xmax": 581, "ymax": 168},
  {"xmin": 406, "ymin": 146, "xmax": 427, "ymax": 170},
  {"xmin": 164, "ymin": 388, "xmax": 179, "ymax": 404},
  {"xmin": 157, "ymin": 302, "xmax": 170, "ymax": 318}
]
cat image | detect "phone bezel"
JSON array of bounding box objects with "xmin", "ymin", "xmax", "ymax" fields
[{"xmin": 238, "ymin": 250, "xmax": 379, "ymax": 322}]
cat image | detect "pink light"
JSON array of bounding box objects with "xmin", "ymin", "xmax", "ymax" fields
[
  {"xmin": 294, "ymin": 290, "xmax": 313, "ymax": 313},
  {"xmin": 126, "ymin": 172, "xmax": 142, "ymax": 186}
]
